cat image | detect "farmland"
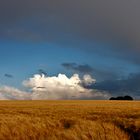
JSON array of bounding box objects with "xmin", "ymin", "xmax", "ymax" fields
[{"xmin": 0, "ymin": 100, "xmax": 139, "ymax": 140}]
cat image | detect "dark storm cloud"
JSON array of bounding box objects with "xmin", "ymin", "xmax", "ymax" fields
[
  {"xmin": 62, "ymin": 63, "xmax": 93, "ymax": 73},
  {"xmin": 88, "ymin": 73, "xmax": 140, "ymax": 99},
  {"xmin": 2, "ymin": 0, "xmax": 140, "ymax": 44},
  {"xmin": 62, "ymin": 62, "xmax": 119, "ymax": 80},
  {"xmin": 0, "ymin": 0, "xmax": 140, "ymax": 64},
  {"xmin": 91, "ymin": 68, "xmax": 120, "ymax": 81}
]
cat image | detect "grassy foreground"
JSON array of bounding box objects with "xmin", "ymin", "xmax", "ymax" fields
[{"xmin": 0, "ymin": 100, "xmax": 139, "ymax": 140}]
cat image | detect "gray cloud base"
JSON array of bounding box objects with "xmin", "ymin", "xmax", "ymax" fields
[{"xmin": 0, "ymin": 0, "xmax": 140, "ymax": 64}]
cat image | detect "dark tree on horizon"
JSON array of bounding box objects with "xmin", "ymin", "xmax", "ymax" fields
[{"xmin": 109, "ymin": 95, "xmax": 133, "ymax": 100}]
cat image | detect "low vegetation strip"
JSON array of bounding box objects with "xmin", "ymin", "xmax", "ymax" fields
[{"xmin": 0, "ymin": 100, "xmax": 139, "ymax": 140}]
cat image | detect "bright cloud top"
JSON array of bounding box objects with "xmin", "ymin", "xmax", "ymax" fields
[
  {"xmin": 23, "ymin": 73, "xmax": 108, "ymax": 100},
  {"xmin": 0, "ymin": 73, "xmax": 109, "ymax": 100}
]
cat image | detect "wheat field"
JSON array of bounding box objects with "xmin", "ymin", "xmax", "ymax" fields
[{"xmin": 0, "ymin": 100, "xmax": 139, "ymax": 140}]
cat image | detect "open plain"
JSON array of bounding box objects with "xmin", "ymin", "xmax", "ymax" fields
[{"xmin": 0, "ymin": 100, "xmax": 139, "ymax": 140}]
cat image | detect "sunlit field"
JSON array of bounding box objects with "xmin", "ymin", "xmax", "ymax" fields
[{"xmin": 0, "ymin": 100, "xmax": 139, "ymax": 140}]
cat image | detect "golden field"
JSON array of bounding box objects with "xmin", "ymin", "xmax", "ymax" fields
[{"xmin": 0, "ymin": 100, "xmax": 139, "ymax": 140}]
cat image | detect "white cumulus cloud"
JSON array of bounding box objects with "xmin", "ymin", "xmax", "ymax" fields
[
  {"xmin": 0, "ymin": 73, "xmax": 110, "ymax": 100},
  {"xmin": 82, "ymin": 74, "xmax": 96, "ymax": 86},
  {"xmin": 23, "ymin": 73, "xmax": 109, "ymax": 100},
  {"xmin": 0, "ymin": 86, "xmax": 31, "ymax": 100}
]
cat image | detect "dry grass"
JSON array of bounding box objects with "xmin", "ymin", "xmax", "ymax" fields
[{"xmin": 0, "ymin": 100, "xmax": 139, "ymax": 140}]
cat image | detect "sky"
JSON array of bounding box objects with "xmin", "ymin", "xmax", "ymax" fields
[{"xmin": 0, "ymin": 0, "xmax": 140, "ymax": 100}]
